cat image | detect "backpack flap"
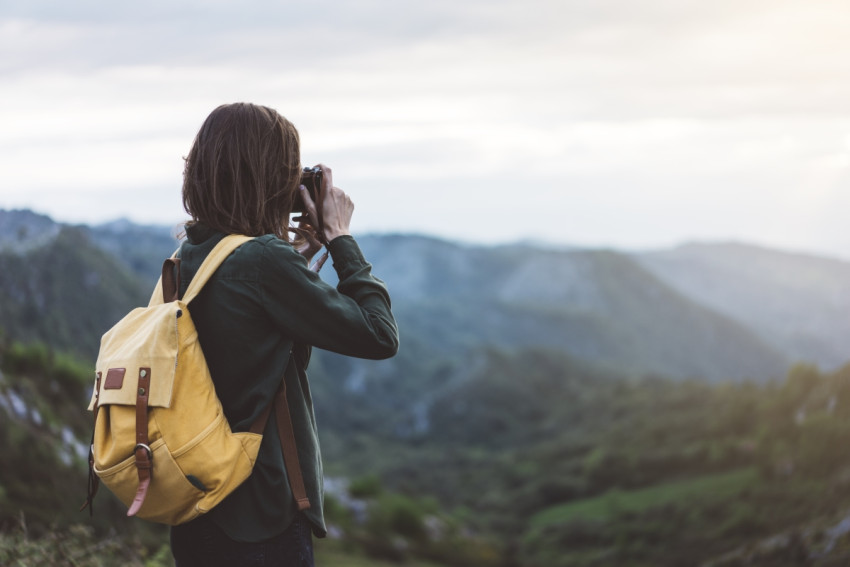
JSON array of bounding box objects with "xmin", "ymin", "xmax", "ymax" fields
[{"xmin": 91, "ymin": 302, "xmax": 185, "ymax": 410}]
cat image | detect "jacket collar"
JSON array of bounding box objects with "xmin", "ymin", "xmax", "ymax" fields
[{"xmin": 184, "ymin": 222, "xmax": 221, "ymax": 245}]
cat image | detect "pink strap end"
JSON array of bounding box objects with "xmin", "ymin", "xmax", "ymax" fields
[{"xmin": 127, "ymin": 477, "xmax": 151, "ymax": 517}]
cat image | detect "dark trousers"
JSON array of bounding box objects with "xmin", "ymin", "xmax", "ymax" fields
[{"xmin": 170, "ymin": 513, "xmax": 314, "ymax": 567}]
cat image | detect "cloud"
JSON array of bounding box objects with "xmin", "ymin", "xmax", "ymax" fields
[{"xmin": 1, "ymin": 0, "xmax": 849, "ymax": 259}]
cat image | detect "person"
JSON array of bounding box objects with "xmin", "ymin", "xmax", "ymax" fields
[{"xmin": 168, "ymin": 102, "xmax": 399, "ymax": 566}]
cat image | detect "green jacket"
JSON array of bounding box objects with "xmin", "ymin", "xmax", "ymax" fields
[{"xmin": 177, "ymin": 223, "xmax": 398, "ymax": 541}]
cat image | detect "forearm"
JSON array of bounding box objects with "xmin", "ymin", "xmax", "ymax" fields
[{"xmin": 261, "ymin": 236, "xmax": 399, "ymax": 359}]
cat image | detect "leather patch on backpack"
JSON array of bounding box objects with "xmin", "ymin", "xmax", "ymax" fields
[{"xmin": 104, "ymin": 368, "xmax": 126, "ymax": 390}]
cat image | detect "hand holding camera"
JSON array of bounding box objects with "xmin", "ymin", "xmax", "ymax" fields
[{"xmin": 296, "ymin": 164, "xmax": 353, "ymax": 244}]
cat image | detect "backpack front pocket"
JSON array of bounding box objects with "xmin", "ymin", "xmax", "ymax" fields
[{"xmin": 94, "ymin": 438, "xmax": 205, "ymax": 525}]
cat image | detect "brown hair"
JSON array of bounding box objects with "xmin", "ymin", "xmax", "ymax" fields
[{"xmin": 182, "ymin": 103, "xmax": 301, "ymax": 240}]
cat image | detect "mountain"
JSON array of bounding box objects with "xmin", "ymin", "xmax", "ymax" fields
[
  {"xmin": 3, "ymin": 209, "xmax": 847, "ymax": 381},
  {"xmin": 353, "ymin": 235, "xmax": 788, "ymax": 381},
  {"xmin": 0, "ymin": 209, "xmax": 61, "ymax": 252},
  {"xmin": 636, "ymin": 242, "xmax": 850, "ymax": 370},
  {"xmin": 83, "ymin": 218, "xmax": 181, "ymax": 287},
  {"xmin": 0, "ymin": 225, "xmax": 150, "ymax": 357}
]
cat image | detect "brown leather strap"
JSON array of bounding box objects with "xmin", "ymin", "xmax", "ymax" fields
[
  {"xmin": 127, "ymin": 367, "xmax": 152, "ymax": 517},
  {"xmin": 161, "ymin": 258, "xmax": 181, "ymax": 303},
  {"xmin": 249, "ymin": 399, "xmax": 274, "ymax": 435},
  {"xmin": 245, "ymin": 343, "xmax": 312, "ymax": 511},
  {"xmin": 274, "ymin": 381, "xmax": 311, "ymax": 511}
]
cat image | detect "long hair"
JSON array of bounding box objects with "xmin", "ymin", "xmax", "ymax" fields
[{"xmin": 182, "ymin": 103, "xmax": 301, "ymax": 240}]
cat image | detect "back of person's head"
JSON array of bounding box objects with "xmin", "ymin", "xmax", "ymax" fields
[{"xmin": 182, "ymin": 102, "xmax": 301, "ymax": 239}]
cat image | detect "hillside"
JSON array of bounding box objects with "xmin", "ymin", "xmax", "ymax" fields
[
  {"xmin": 637, "ymin": 242, "xmax": 850, "ymax": 369},
  {"xmin": 0, "ymin": 225, "xmax": 150, "ymax": 357},
  {"xmin": 83, "ymin": 218, "xmax": 182, "ymax": 287}
]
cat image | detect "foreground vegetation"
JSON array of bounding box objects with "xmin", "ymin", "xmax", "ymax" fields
[
  {"xmin": 315, "ymin": 348, "xmax": 850, "ymax": 566},
  {"xmin": 0, "ymin": 338, "xmax": 501, "ymax": 566},
  {"xmin": 3, "ymin": 334, "xmax": 850, "ymax": 565}
]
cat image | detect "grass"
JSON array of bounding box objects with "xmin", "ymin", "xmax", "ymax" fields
[
  {"xmin": 530, "ymin": 467, "xmax": 759, "ymax": 527},
  {"xmin": 0, "ymin": 525, "xmax": 452, "ymax": 567}
]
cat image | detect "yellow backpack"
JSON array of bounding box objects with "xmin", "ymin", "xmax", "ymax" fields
[{"xmin": 82, "ymin": 235, "xmax": 310, "ymax": 525}]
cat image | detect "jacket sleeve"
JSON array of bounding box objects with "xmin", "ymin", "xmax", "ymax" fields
[{"xmin": 257, "ymin": 235, "xmax": 399, "ymax": 359}]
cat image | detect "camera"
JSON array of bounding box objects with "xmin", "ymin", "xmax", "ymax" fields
[{"xmin": 293, "ymin": 166, "xmax": 323, "ymax": 213}]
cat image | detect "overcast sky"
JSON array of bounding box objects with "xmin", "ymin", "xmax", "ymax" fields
[{"xmin": 1, "ymin": 0, "xmax": 849, "ymax": 258}]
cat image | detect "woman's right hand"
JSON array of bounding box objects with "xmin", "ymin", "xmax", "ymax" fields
[{"xmin": 313, "ymin": 164, "xmax": 353, "ymax": 242}]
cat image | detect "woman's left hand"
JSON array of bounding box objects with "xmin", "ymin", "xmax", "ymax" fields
[{"xmin": 292, "ymin": 218, "xmax": 323, "ymax": 261}]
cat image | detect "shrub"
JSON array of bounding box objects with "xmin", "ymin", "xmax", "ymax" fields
[{"xmin": 348, "ymin": 475, "xmax": 383, "ymax": 499}]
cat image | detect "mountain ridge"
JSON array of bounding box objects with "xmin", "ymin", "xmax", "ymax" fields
[
  {"xmin": 1, "ymin": 208, "xmax": 846, "ymax": 380},
  {"xmin": 637, "ymin": 241, "xmax": 850, "ymax": 369},
  {"xmin": 353, "ymin": 235, "xmax": 789, "ymax": 380}
]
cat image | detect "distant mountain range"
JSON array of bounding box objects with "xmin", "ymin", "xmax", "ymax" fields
[
  {"xmin": 637, "ymin": 243, "xmax": 850, "ymax": 369},
  {"xmin": 353, "ymin": 235, "xmax": 789, "ymax": 381},
  {"xmin": 0, "ymin": 208, "xmax": 847, "ymax": 382}
]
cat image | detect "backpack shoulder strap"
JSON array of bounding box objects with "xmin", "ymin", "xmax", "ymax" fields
[
  {"xmin": 149, "ymin": 235, "xmax": 253, "ymax": 306},
  {"xmin": 247, "ymin": 376, "xmax": 311, "ymax": 511},
  {"xmin": 148, "ymin": 248, "xmax": 181, "ymax": 306},
  {"xmin": 182, "ymin": 235, "xmax": 253, "ymax": 303}
]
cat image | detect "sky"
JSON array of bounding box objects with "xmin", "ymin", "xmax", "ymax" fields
[{"xmin": 1, "ymin": 0, "xmax": 849, "ymax": 259}]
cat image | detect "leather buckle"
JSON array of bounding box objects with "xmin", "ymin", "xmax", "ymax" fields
[{"xmin": 134, "ymin": 443, "xmax": 152, "ymax": 461}]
